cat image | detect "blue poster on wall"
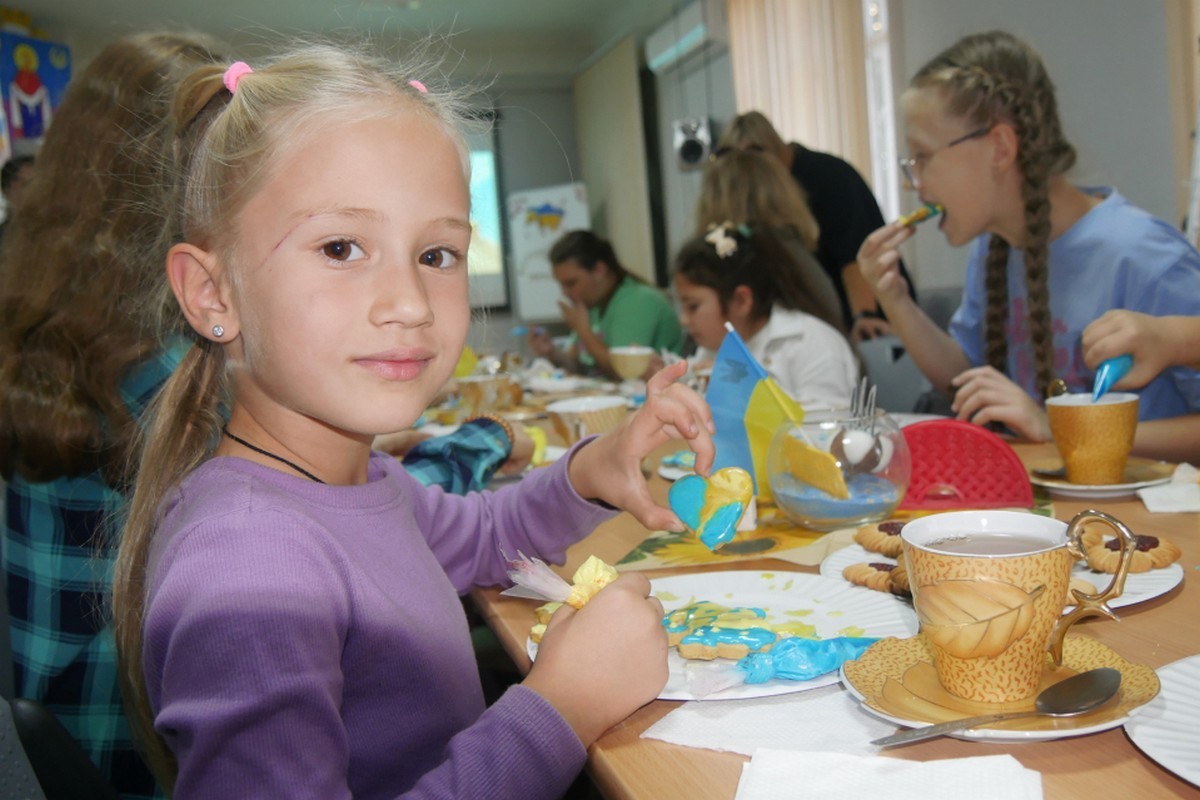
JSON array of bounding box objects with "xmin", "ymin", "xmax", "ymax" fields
[{"xmin": 0, "ymin": 32, "xmax": 70, "ymax": 149}]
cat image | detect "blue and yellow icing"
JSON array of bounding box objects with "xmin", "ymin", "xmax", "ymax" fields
[
  {"xmin": 668, "ymin": 467, "xmax": 754, "ymax": 550},
  {"xmin": 664, "ymin": 601, "xmax": 766, "ymax": 639},
  {"xmin": 663, "ymin": 600, "xmax": 778, "ymax": 658}
]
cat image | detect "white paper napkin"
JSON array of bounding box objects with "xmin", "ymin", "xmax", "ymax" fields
[
  {"xmin": 1138, "ymin": 463, "xmax": 1200, "ymax": 512},
  {"xmin": 641, "ymin": 685, "xmax": 895, "ymax": 756},
  {"xmin": 734, "ymin": 750, "xmax": 1042, "ymax": 800}
]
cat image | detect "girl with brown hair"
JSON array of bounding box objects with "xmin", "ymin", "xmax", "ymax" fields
[
  {"xmin": 858, "ymin": 30, "xmax": 1200, "ymax": 462},
  {"xmin": 0, "ymin": 32, "xmax": 226, "ymax": 798}
]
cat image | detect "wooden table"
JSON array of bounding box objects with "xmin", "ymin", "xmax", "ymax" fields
[{"xmin": 471, "ymin": 441, "xmax": 1200, "ymax": 799}]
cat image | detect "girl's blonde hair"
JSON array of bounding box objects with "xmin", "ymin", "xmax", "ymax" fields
[
  {"xmin": 715, "ymin": 110, "xmax": 791, "ymax": 166},
  {"xmin": 911, "ymin": 30, "xmax": 1075, "ymax": 398},
  {"xmin": 695, "ymin": 149, "xmax": 820, "ymax": 252},
  {"xmin": 111, "ymin": 41, "xmax": 476, "ymax": 791}
]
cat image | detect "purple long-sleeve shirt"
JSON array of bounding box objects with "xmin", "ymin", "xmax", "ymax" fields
[{"xmin": 143, "ymin": 446, "xmax": 616, "ymax": 799}]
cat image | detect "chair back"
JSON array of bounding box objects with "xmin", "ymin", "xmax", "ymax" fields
[
  {"xmin": 9, "ymin": 697, "xmax": 119, "ymax": 800},
  {"xmin": 1, "ymin": 553, "xmax": 14, "ymax": 702},
  {"xmin": 0, "ymin": 698, "xmax": 48, "ymax": 800},
  {"xmin": 856, "ymin": 335, "xmax": 930, "ymax": 414}
]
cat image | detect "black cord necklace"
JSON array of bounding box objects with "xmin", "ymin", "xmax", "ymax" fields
[{"xmin": 222, "ymin": 426, "xmax": 326, "ymax": 484}]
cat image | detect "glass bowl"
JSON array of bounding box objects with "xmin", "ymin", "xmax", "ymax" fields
[{"xmin": 766, "ymin": 409, "xmax": 911, "ymax": 531}]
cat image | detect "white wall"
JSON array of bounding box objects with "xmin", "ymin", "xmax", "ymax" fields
[
  {"xmin": 654, "ymin": 47, "xmax": 737, "ymax": 267},
  {"xmin": 892, "ymin": 0, "xmax": 1180, "ymax": 292},
  {"xmin": 573, "ymin": 38, "xmax": 657, "ymax": 282}
]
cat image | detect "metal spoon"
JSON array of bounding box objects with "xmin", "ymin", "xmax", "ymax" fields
[{"xmin": 871, "ymin": 667, "xmax": 1122, "ymax": 747}]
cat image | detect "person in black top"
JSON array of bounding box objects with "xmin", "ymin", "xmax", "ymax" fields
[{"xmin": 715, "ymin": 111, "xmax": 916, "ymax": 342}]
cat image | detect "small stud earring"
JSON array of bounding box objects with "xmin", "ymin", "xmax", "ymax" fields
[{"xmin": 212, "ymin": 325, "xmax": 225, "ymax": 338}]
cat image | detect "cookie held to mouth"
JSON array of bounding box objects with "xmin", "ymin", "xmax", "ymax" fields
[{"xmin": 898, "ymin": 202, "xmax": 944, "ymax": 227}]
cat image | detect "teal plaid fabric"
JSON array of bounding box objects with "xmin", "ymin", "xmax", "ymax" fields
[
  {"xmin": 402, "ymin": 417, "xmax": 511, "ymax": 493},
  {"xmin": 3, "ymin": 347, "xmax": 182, "ymax": 799}
]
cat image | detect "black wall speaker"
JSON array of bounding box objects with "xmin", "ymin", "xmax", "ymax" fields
[{"xmin": 672, "ymin": 117, "xmax": 711, "ymax": 171}]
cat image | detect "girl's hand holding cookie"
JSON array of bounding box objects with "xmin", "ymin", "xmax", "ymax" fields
[
  {"xmin": 523, "ymin": 573, "xmax": 667, "ymax": 745},
  {"xmin": 857, "ymin": 222, "xmax": 915, "ymax": 308},
  {"xmin": 568, "ymin": 360, "xmax": 714, "ymax": 532}
]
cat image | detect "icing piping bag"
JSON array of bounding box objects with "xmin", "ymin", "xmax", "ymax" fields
[
  {"xmin": 1092, "ymin": 354, "xmax": 1133, "ymax": 402},
  {"xmin": 684, "ymin": 636, "xmax": 879, "ymax": 698}
]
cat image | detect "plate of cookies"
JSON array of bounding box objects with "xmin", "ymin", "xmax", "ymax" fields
[
  {"xmin": 647, "ymin": 570, "xmax": 918, "ymax": 700},
  {"xmin": 525, "ymin": 570, "xmax": 918, "ymax": 701},
  {"xmin": 821, "ymin": 521, "xmax": 1184, "ymax": 610}
]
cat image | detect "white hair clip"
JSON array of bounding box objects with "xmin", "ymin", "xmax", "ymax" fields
[{"xmin": 704, "ymin": 223, "xmax": 739, "ymax": 258}]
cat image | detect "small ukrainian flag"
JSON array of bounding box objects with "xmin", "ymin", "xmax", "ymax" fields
[{"xmin": 705, "ymin": 323, "xmax": 804, "ymax": 501}]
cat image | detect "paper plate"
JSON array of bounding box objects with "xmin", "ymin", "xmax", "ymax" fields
[
  {"xmin": 820, "ymin": 543, "xmax": 1183, "ymax": 610},
  {"xmin": 528, "ymin": 570, "xmax": 917, "ymax": 701},
  {"xmin": 1125, "ymin": 654, "xmax": 1200, "ymax": 786}
]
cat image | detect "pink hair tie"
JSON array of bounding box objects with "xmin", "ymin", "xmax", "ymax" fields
[
  {"xmin": 223, "ymin": 61, "xmax": 253, "ymax": 94},
  {"xmin": 407, "ymin": 79, "xmax": 427, "ymax": 94}
]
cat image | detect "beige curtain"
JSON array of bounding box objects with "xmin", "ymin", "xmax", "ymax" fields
[{"xmin": 726, "ymin": 0, "xmax": 873, "ymax": 184}]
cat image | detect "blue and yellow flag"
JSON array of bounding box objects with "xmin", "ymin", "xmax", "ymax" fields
[{"xmin": 705, "ymin": 324, "xmax": 804, "ymax": 501}]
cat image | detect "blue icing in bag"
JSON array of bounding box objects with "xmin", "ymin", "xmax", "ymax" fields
[
  {"xmin": 684, "ymin": 635, "xmax": 880, "ymax": 697},
  {"xmin": 738, "ymin": 636, "xmax": 879, "ymax": 684},
  {"xmin": 1092, "ymin": 354, "xmax": 1132, "ymax": 402}
]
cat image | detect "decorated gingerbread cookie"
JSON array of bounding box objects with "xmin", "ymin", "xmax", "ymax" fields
[{"xmin": 662, "ymin": 600, "xmax": 778, "ymax": 660}]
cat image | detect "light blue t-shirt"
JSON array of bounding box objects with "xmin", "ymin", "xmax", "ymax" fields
[{"xmin": 949, "ymin": 187, "xmax": 1200, "ymax": 421}]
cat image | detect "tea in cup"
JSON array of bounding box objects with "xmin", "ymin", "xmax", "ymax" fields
[
  {"xmin": 901, "ymin": 509, "xmax": 1136, "ymax": 703},
  {"xmin": 545, "ymin": 395, "xmax": 627, "ymax": 444},
  {"xmin": 1045, "ymin": 392, "xmax": 1138, "ymax": 485},
  {"xmin": 609, "ymin": 345, "xmax": 656, "ymax": 382}
]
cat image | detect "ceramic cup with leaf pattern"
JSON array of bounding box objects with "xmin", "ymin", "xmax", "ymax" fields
[{"xmin": 901, "ymin": 509, "xmax": 1137, "ymax": 703}]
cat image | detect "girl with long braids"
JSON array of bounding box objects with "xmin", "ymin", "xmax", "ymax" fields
[{"xmin": 858, "ymin": 30, "xmax": 1200, "ymax": 462}]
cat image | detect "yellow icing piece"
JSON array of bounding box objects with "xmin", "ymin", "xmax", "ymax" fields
[
  {"xmin": 772, "ymin": 621, "xmax": 818, "ymax": 638},
  {"xmin": 534, "ymin": 601, "xmax": 562, "ymax": 625},
  {"xmin": 664, "ymin": 601, "xmax": 771, "ymax": 634},
  {"xmin": 572, "ymin": 555, "xmax": 618, "ymax": 588},
  {"xmin": 564, "ymin": 555, "xmax": 619, "ymax": 609},
  {"xmin": 781, "ymin": 435, "xmax": 849, "ymax": 499},
  {"xmin": 531, "ymin": 557, "xmax": 617, "ymax": 650},
  {"xmin": 839, "ymin": 626, "xmax": 867, "ymax": 637}
]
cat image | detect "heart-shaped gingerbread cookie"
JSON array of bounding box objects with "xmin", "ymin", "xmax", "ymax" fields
[{"xmin": 668, "ymin": 467, "xmax": 754, "ymax": 550}]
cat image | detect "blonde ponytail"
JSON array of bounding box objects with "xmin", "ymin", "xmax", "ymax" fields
[{"xmin": 112, "ymin": 340, "xmax": 228, "ymax": 791}]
